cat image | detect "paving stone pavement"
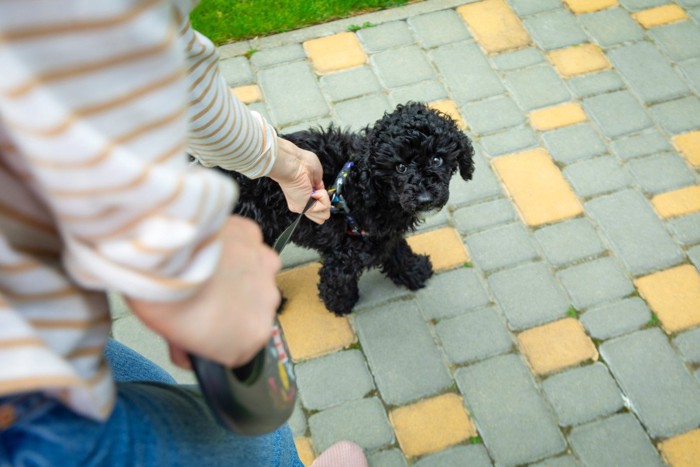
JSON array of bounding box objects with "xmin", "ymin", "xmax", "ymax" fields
[{"xmin": 111, "ymin": 0, "xmax": 700, "ymax": 465}]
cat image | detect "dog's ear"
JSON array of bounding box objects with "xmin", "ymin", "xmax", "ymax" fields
[{"xmin": 457, "ymin": 134, "xmax": 476, "ymax": 181}]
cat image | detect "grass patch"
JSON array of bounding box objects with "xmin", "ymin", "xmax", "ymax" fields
[
  {"xmin": 464, "ymin": 262, "xmax": 473, "ymax": 268},
  {"xmin": 646, "ymin": 312, "xmax": 661, "ymax": 328},
  {"xmin": 469, "ymin": 436, "xmax": 482, "ymax": 445},
  {"xmin": 347, "ymin": 21, "xmax": 375, "ymax": 32},
  {"xmin": 566, "ymin": 305, "xmax": 579, "ymax": 319},
  {"xmin": 190, "ymin": 0, "xmax": 413, "ymax": 45}
]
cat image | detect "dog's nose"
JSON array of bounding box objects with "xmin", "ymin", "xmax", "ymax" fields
[{"xmin": 416, "ymin": 192, "xmax": 434, "ymax": 206}]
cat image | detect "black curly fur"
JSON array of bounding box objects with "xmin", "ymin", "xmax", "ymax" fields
[{"xmin": 216, "ymin": 102, "xmax": 475, "ymax": 315}]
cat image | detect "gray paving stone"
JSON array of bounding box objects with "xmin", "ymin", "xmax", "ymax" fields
[
  {"xmin": 534, "ymin": 218, "xmax": 606, "ymax": 267},
  {"xmin": 447, "ymin": 153, "xmax": 503, "ymax": 207},
  {"xmin": 678, "ymin": 59, "xmax": 700, "ymax": 94},
  {"xmin": 320, "ymin": 66, "xmax": 382, "ymax": 102},
  {"xmin": 651, "ymin": 96, "xmax": 700, "ymax": 134},
  {"xmin": 466, "ymin": 223, "xmax": 540, "ymax": 272},
  {"xmin": 674, "ymin": 326, "xmax": 700, "ymax": 364},
  {"xmin": 601, "ymin": 328, "xmax": 700, "ymax": 437},
  {"xmin": 219, "ymin": 56, "xmax": 254, "ymax": 86},
  {"xmin": 627, "ymin": 152, "xmax": 696, "ymax": 195},
  {"xmin": 413, "ymin": 445, "xmax": 493, "ymax": 467},
  {"xmin": 488, "ymin": 262, "xmax": 570, "ymax": 330},
  {"xmin": 568, "ymin": 414, "xmax": 664, "ymax": 467},
  {"xmin": 356, "ymin": 268, "xmax": 411, "ymax": 310},
  {"xmin": 371, "ymin": 46, "xmax": 435, "ymax": 88},
  {"xmin": 668, "ymin": 212, "xmax": 700, "ymax": 246},
  {"xmin": 295, "ymin": 350, "xmax": 374, "ymax": 411},
  {"xmin": 247, "ymin": 101, "xmax": 275, "ymax": 126},
  {"xmin": 608, "ymin": 42, "xmax": 689, "ymax": 104},
  {"xmin": 456, "ymin": 354, "xmax": 566, "ymax": 465},
  {"xmin": 584, "ymin": 91, "xmax": 653, "ymax": 138},
  {"xmin": 416, "ymin": 208, "xmax": 449, "ymax": 232},
  {"xmin": 680, "ymin": 0, "xmax": 700, "ymax": 7},
  {"xmin": 690, "ymin": 245, "xmax": 700, "ymax": 270},
  {"xmin": 430, "ymin": 42, "xmax": 505, "ymax": 103},
  {"xmin": 353, "ymin": 300, "xmax": 452, "ymax": 405},
  {"xmin": 611, "ymin": 131, "xmax": 672, "ymax": 160},
  {"xmin": 281, "ymin": 243, "xmax": 320, "ymax": 269},
  {"xmin": 461, "ymin": 95, "xmax": 524, "ymax": 134},
  {"xmin": 308, "ymin": 397, "xmax": 394, "ymax": 452},
  {"xmin": 523, "ymin": 9, "xmax": 589, "ymax": 50},
  {"xmin": 357, "ymin": 21, "xmax": 415, "ymax": 53},
  {"xmin": 368, "ymin": 449, "xmax": 407, "ymax": 467},
  {"xmin": 334, "ymin": 94, "xmax": 392, "ymax": 131},
  {"xmin": 259, "ymin": 62, "xmax": 329, "ymax": 126},
  {"xmin": 542, "ymin": 363, "xmax": 624, "ymax": 426},
  {"xmin": 692, "ymin": 5, "xmax": 700, "ymax": 20},
  {"xmin": 280, "ymin": 118, "xmax": 333, "ymax": 134},
  {"xmin": 480, "ymin": 126, "xmax": 539, "ymax": 156},
  {"xmin": 436, "ymin": 306, "xmax": 513, "ymax": 364},
  {"xmin": 416, "ymin": 267, "xmax": 491, "ymax": 320},
  {"xmin": 581, "ymin": 297, "xmax": 652, "ymax": 340},
  {"xmin": 542, "ymin": 123, "xmax": 607, "ymax": 165},
  {"xmin": 249, "ymin": 44, "xmax": 305, "ymax": 68},
  {"xmin": 388, "ymin": 80, "xmax": 448, "ymax": 106},
  {"xmin": 108, "ymin": 291, "xmax": 130, "ymax": 320},
  {"xmin": 618, "ymin": 0, "xmax": 669, "ymax": 10},
  {"xmin": 453, "ymin": 198, "xmax": 518, "ymax": 234},
  {"xmin": 585, "ymin": 190, "xmax": 683, "ymax": 276},
  {"xmin": 568, "ymin": 70, "xmax": 625, "ymax": 98},
  {"xmin": 648, "ymin": 21, "xmax": 700, "ymax": 62},
  {"xmin": 407, "ymin": 10, "xmax": 471, "ymax": 48},
  {"xmin": 563, "ymin": 156, "xmax": 633, "ymax": 198},
  {"xmin": 578, "ymin": 8, "xmax": 645, "ymax": 47},
  {"xmin": 504, "ymin": 65, "xmax": 571, "ymax": 111},
  {"xmin": 490, "ymin": 48, "xmax": 545, "ymax": 71},
  {"xmin": 557, "ymin": 257, "xmax": 635, "ymax": 310},
  {"xmin": 289, "ymin": 399, "xmax": 307, "ymax": 437},
  {"xmin": 509, "ymin": 0, "xmax": 562, "ymax": 15},
  {"xmin": 530, "ymin": 455, "xmax": 582, "ymax": 467}
]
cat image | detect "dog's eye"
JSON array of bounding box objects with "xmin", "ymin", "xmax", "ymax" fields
[
  {"xmin": 396, "ymin": 163, "xmax": 407, "ymax": 174},
  {"xmin": 431, "ymin": 156, "xmax": 443, "ymax": 168}
]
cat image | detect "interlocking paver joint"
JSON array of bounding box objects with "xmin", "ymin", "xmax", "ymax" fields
[{"xmin": 113, "ymin": 1, "xmax": 700, "ymax": 464}]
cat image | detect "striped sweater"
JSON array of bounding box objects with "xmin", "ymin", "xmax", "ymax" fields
[{"xmin": 0, "ymin": 0, "xmax": 278, "ymax": 420}]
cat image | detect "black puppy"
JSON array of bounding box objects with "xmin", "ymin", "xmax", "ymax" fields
[{"xmin": 219, "ymin": 102, "xmax": 474, "ymax": 315}]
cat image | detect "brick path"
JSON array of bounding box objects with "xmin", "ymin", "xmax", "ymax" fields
[{"xmin": 112, "ymin": 0, "xmax": 700, "ymax": 465}]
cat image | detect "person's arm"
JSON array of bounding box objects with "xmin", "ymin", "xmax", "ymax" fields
[
  {"xmin": 0, "ymin": 0, "xmax": 276, "ymax": 366},
  {"xmin": 174, "ymin": 8, "xmax": 330, "ymax": 223}
]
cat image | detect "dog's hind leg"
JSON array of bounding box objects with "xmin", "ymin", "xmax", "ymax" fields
[
  {"xmin": 380, "ymin": 238, "xmax": 434, "ymax": 290},
  {"xmin": 317, "ymin": 259, "xmax": 363, "ymax": 316}
]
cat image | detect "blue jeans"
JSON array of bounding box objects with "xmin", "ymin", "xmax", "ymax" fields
[{"xmin": 0, "ymin": 340, "xmax": 303, "ymax": 466}]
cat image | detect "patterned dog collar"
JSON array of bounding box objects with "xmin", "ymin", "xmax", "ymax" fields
[{"xmin": 328, "ymin": 161, "xmax": 368, "ymax": 237}]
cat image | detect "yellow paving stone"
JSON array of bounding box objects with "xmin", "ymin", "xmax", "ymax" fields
[
  {"xmin": 517, "ymin": 318, "xmax": 599, "ymax": 375},
  {"xmin": 673, "ymin": 131, "xmax": 700, "ymax": 167},
  {"xmin": 457, "ymin": 0, "xmax": 531, "ymax": 54},
  {"xmin": 633, "ymin": 5, "xmax": 688, "ymax": 29},
  {"xmin": 651, "ymin": 186, "xmax": 700, "ymax": 219},
  {"xmin": 390, "ymin": 393, "xmax": 477, "ymax": 458},
  {"xmin": 564, "ymin": 0, "xmax": 618, "ymax": 14},
  {"xmin": 294, "ymin": 437, "xmax": 316, "ymax": 466},
  {"xmin": 303, "ymin": 32, "xmax": 367, "ymax": 74},
  {"xmin": 429, "ymin": 99, "xmax": 467, "ymax": 130},
  {"xmin": 406, "ymin": 227, "xmax": 470, "ymax": 272},
  {"xmin": 548, "ymin": 43, "xmax": 612, "ymax": 77},
  {"xmin": 634, "ymin": 265, "xmax": 700, "ymax": 334},
  {"xmin": 659, "ymin": 428, "xmax": 700, "ymax": 467},
  {"xmin": 528, "ymin": 102, "xmax": 588, "ymax": 131},
  {"xmin": 232, "ymin": 85, "xmax": 262, "ymax": 104},
  {"xmin": 492, "ymin": 149, "xmax": 583, "ymax": 226},
  {"xmin": 277, "ymin": 263, "xmax": 356, "ymax": 361}
]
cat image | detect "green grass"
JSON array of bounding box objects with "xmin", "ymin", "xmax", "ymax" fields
[{"xmin": 190, "ymin": 0, "xmax": 413, "ymax": 45}]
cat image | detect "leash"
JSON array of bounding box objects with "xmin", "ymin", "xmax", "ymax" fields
[{"xmin": 189, "ymin": 197, "xmax": 315, "ymax": 435}]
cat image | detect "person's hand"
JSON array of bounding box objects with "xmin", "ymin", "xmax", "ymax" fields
[
  {"xmin": 126, "ymin": 216, "xmax": 281, "ymax": 369},
  {"xmin": 269, "ymin": 137, "xmax": 331, "ymax": 224}
]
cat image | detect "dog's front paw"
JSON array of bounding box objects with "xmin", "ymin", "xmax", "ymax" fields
[
  {"xmin": 318, "ymin": 279, "xmax": 359, "ymax": 316},
  {"xmin": 386, "ymin": 253, "xmax": 434, "ymax": 290}
]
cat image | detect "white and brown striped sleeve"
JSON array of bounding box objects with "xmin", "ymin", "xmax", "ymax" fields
[
  {"xmin": 172, "ymin": 2, "xmax": 279, "ymax": 179},
  {"xmin": 0, "ymin": 0, "xmax": 249, "ymax": 302}
]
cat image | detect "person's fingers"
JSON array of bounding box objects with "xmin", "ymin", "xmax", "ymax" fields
[
  {"xmin": 305, "ymin": 189, "xmax": 331, "ymax": 224},
  {"xmin": 168, "ymin": 342, "xmax": 192, "ymax": 369}
]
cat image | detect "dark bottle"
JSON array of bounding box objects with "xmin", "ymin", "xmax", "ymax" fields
[{"xmin": 190, "ymin": 322, "xmax": 297, "ymax": 435}]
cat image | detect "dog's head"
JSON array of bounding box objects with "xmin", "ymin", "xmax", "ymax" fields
[{"xmin": 360, "ymin": 102, "xmax": 474, "ymax": 215}]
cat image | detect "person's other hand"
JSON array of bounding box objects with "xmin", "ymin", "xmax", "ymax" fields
[
  {"xmin": 269, "ymin": 137, "xmax": 331, "ymax": 224},
  {"xmin": 126, "ymin": 216, "xmax": 281, "ymax": 369}
]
